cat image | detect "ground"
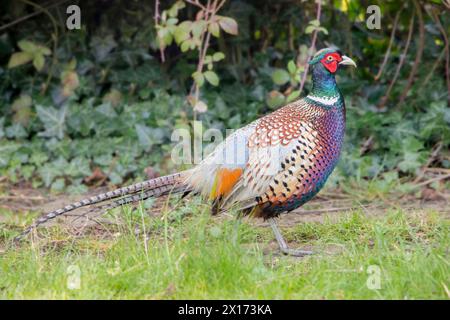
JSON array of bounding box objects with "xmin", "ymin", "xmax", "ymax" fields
[{"xmin": 0, "ymin": 184, "xmax": 449, "ymax": 299}]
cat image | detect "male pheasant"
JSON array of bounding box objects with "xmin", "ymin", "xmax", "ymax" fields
[{"xmin": 17, "ymin": 48, "xmax": 356, "ymax": 256}]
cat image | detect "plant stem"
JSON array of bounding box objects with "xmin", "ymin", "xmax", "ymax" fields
[
  {"xmin": 298, "ymin": 0, "xmax": 322, "ymax": 94},
  {"xmin": 398, "ymin": 0, "xmax": 424, "ymax": 106},
  {"xmin": 378, "ymin": 12, "xmax": 415, "ymax": 110},
  {"xmin": 154, "ymin": 0, "xmax": 165, "ymax": 62},
  {"xmin": 375, "ymin": 9, "xmax": 402, "ymax": 81}
]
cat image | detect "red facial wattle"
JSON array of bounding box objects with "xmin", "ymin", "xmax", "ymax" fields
[{"xmin": 320, "ymin": 53, "xmax": 343, "ymax": 73}]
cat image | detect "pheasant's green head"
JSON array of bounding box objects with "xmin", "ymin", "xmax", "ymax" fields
[{"xmin": 309, "ymin": 48, "xmax": 356, "ymax": 74}]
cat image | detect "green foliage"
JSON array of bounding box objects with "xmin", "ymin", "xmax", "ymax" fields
[
  {"xmin": 0, "ymin": 0, "xmax": 448, "ymax": 192},
  {"xmin": 154, "ymin": 0, "xmax": 238, "ymax": 113},
  {"xmin": 304, "ymin": 19, "xmax": 328, "ymax": 35}
]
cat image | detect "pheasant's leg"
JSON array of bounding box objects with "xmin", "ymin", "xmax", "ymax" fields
[{"xmin": 268, "ymin": 218, "xmax": 313, "ymax": 257}]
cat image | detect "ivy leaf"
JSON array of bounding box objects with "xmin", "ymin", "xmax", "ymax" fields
[
  {"xmin": 135, "ymin": 124, "xmax": 164, "ymax": 151},
  {"xmin": 38, "ymin": 164, "xmax": 59, "ymax": 187},
  {"xmin": 8, "ymin": 52, "xmax": 33, "ymax": 68},
  {"xmin": 204, "ymin": 71, "xmax": 219, "ymax": 86},
  {"xmin": 30, "ymin": 152, "xmax": 49, "ymax": 166},
  {"xmin": 135, "ymin": 124, "xmax": 152, "ymax": 150},
  {"xmin": 96, "ymin": 103, "xmax": 117, "ymax": 118},
  {"xmin": 217, "ymin": 16, "xmax": 238, "ymax": 35},
  {"xmin": 51, "ymin": 178, "xmax": 65, "ymax": 192},
  {"xmin": 398, "ymin": 153, "xmax": 421, "ymax": 173},
  {"xmin": 5, "ymin": 123, "xmax": 27, "ymax": 138},
  {"xmin": 272, "ymin": 69, "xmax": 290, "ymax": 85},
  {"xmin": 67, "ymin": 184, "xmax": 89, "ymax": 195},
  {"xmin": 36, "ymin": 105, "xmax": 67, "ymax": 139},
  {"xmin": 66, "ymin": 157, "xmax": 92, "ymax": 177},
  {"xmin": 91, "ymin": 35, "xmax": 117, "ymax": 62},
  {"xmin": 108, "ymin": 171, "xmax": 123, "ymax": 185}
]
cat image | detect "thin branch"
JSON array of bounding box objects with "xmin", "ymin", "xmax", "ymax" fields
[
  {"xmin": 430, "ymin": 9, "xmax": 450, "ymax": 106},
  {"xmin": 398, "ymin": 0, "xmax": 425, "ymax": 106},
  {"xmin": 154, "ymin": 0, "xmax": 165, "ymax": 62},
  {"xmin": 0, "ymin": 0, "xmax": 69, "ymax": 32},
  {"xmin": 375, "ymin": 9, "xmax": 402, "ymax": 81},
  {"xmin": 421, "ymin": 47, "xmax": 445, "ymax": 87},
  {"xmin": 190, "ymin": 0, "xmax": 226, "ymax": 115},
  {"xmin": 413, "ymin": 142, "xmax": 443, "ymax": 183},
  {"xmin": 186, "ymin": 0, "xmax": 207, "ymax": 11},
  {"xmin": 298, "ymin": 0, "xmax": 322, "ymax": 94},
  {"xmin": 415, "ymin": 173, "xmax": 450, "ymax": 188},
  {"xmin": 377, "ymin": 12, "xmax": 415, "ymax": 110}
]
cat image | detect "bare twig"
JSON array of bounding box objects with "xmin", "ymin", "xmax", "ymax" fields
[
  {"xmin": 415, "ymin": 173, "xmax": 450, "ymax": 188},
  {"xmin": 154, "ymin": 0, "xmax": 165, "ymax": 62},
  {"xmin": 422, "ymin": 48, "xmax": 446, "ymax": 87},
  {"xmin": 298, "ymin": 0, "xmax": 322, "ymax": 94},
  {"xmin": 0, "ymin": 0, "xmax": 69, "ymax": 32},
  {"xmin": 377, "ymin": 12, "xmax": 415, "ymax": 109},
  {"xmin": 375, "ymin": 10, "xmax": 402, "ymax": 81},
  {"xmin": 424, "ymin": 168, "xmax": 450, "ymax": 173},
  {"xmin": 430, "ymin": 9, "xmax": 450, "ymax": 106},
  {"xmin": 413, "ymin": 142, "xmax": 443, "ymax": 183},
  {"xmin": 443, "ymin": 0, "xmax": 450, "ymax": 9},
  {"xmin": 0, "ymin": 195, "xmax": 45, "ymax": 201},
  {"xmin": 186, "ymin": 0, "xmax": 207, "ymax": 11},
  {"xmin": 398, "ymin": 0, "xmax": 425, "ymax": 106}
]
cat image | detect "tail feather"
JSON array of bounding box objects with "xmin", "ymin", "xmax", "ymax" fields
[
  {"xmin": 15, "ymin": 172, "xmax": 188, "ymax": 241},
  {"xmin": 88, "ymin": 183, "xmax": 190, "ymax": 216}
]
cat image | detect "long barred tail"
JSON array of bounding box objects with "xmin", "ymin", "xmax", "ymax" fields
[
  {"xmin": 15, "ymin": 172, "xmax": 189, "ymax": 241},
  {"xmin": 70, "ymin": 183, "xmax": 190, "ymax": 223}
]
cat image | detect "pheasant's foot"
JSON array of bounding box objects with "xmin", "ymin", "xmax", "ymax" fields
[{"xmin": 269, "ymin": 217, "xmax": 313, "ymax": 258}]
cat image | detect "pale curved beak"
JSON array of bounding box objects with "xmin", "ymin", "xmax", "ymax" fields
[{"xmin": 339, "ymin": 55, "xmax": 357, "ymax": 68}]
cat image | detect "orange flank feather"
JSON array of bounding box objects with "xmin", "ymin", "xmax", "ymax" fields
[{"xmin": 210, "ymin": 168, "xmax": 243, "ymax": 200}]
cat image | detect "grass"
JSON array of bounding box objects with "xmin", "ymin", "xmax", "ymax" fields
[{"xmin": 0, "ymin": 200, "xmax": 448, "ymax": 299}]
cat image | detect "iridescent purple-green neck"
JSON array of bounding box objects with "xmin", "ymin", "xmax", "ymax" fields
[{"xmin": 310, "ymin": 63, "xmax": 341, "ymax": 99}]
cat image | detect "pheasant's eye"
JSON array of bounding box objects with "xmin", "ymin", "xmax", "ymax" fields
[{"xmin": 326, "ymin": 56, "xmax": 334, "ymax": 61}]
